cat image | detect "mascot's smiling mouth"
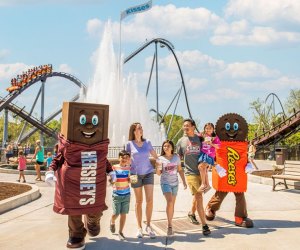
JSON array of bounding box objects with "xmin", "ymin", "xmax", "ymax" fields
[
  {"xmin": 81, "ymin": 131, "xmax": 96, "ymax": 138},
  {"xmin": 226, "ymin": 132, "xmax": 237, "ymax": 140}
]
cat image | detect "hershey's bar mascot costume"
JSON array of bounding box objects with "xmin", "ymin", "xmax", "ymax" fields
[
  {"xmin": 46, "ymin": 102, "xmax": 112, "ymax": 249},
  {"xmin": 205, "ymin": 113, "xmax": 254, "ymax": 228}
]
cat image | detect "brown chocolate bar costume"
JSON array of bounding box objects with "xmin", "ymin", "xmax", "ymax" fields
[{"xmin": 49, "ymin": 102, "xmax": 112, "ymax": 238}]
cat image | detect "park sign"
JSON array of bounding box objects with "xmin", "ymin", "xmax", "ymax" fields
[{"xmin": 121, "ymin": 0, "xmax": 152, "ymax": 20}]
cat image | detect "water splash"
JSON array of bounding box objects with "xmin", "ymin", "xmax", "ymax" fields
[{"xmin": 82, "ymin": 21, "xmax": 165, "ymax": 146}]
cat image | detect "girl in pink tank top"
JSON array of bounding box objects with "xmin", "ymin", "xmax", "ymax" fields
[{"xmin": 16, "ymin": 150, "xmax": 27, "ymax": 183}]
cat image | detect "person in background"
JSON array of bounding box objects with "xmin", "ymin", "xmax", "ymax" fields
[
  {"xmin": 248, "ymin": 140, "xmax": 258, "ymax": 170},
  {"xmin": 109, "ymin": 150, "xmax": 131, "ymax": 241},
  {"xmin": 5, "ymin": 143, "xmax": 13, "ymax": 164},
  {"xmin": 46, "ymin": 152, "xmax": 53, "ymax": 170},
  {"xmin": 31, "ymin": 140, "xmax": 44, "ymax": 181},
  {"xmin": 15, "ymin": 150, "xmax": 27, "ymax": 183},
  {"xmin": 156, "ymin": 140, "xmax": 187, "ymax": 236},
  {"xmin": 126, "ymin": 122, "xmax": 158, "ymax": 239},
  {"xmin": 176, "ymin": 118, "xmax": 211, "ymax": 236}
]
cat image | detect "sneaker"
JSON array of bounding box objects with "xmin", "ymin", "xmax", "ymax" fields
[
  {"xmin": 167, "ymin": 227, "xmax": 173, "ymax": 236},
  {"xmin": 110, "ymin": 222, "xmax": 116, "ymax": 234},
  {"xmin": 23, "ymin": 180, "xmax": 26, "ymax": 183},
  {"xmin": 136, "ymin": 228, "xmax": 143, "ymax": 238},
  {"xmin": 145, "ymin": 226, "xmax": 156, "ymax": 239},
  {"xmin": 84, "ymin": 215, "xmax": 100, "ymax": 237},
  {"xmin": 188, "ymin": 213, "xmax": 200, "ymax": 225},
  {"xmin": 66, "ymin": 237, "xmax": 85, "ymax": 249},
  {"xmin": 118, "ymin": 232, "xmax": 126, "ymax": 241},
  {"xmin": 202, "ymin": 224, "xmax": 211, "ymax": 236}
]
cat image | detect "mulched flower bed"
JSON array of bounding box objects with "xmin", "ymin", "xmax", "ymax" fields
[{"xmin": 0, "ymin": 183, "xmax": 32, "ymax": 201}]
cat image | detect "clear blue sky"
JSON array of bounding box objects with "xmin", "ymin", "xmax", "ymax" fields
[{"xmin": 0, "ymin": 0, "xmax": 299, "ymax": 128}]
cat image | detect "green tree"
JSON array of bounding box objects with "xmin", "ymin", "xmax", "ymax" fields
[
  {"xmin": 285, "ymin": 88, "xmax": 300, "ymax": 115},
  {"xmin": 249, "ymin": 89, "xmax": 300, "ymax": 146},
  {"xmin": 163, "ymin": 114, "xmax": 184, "ymax": 144},
  {"xmin": 249, "ymin": 98, "xmax": 273, "ymax": 134}
]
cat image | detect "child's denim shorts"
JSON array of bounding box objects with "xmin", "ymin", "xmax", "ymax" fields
[{"xmin": 160, "ymin": 183, "xmax": 178, "ymax": 196}]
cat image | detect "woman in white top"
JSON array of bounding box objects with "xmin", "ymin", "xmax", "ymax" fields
[{"xmin": 156, "ymin": 140, "xmax": 187, "ymax": 236}]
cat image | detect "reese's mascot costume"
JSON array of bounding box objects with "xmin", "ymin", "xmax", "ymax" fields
[
  {"xmin": 205, "ymin": 113, "xmax": 254, "ymax": 228},
  {"xmin": 46, "ymin": 102, "xmax": 112, "ymax": 249}
]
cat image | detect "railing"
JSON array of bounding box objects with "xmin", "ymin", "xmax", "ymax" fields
[{"xmin": 1, "ymin": 145, "xmax": 163, "ymax": 159}]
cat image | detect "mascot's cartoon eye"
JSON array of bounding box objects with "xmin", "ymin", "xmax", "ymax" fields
[
  {"xmin": 233, "ymin": 122, "xmax": 239, "ymax": 131},
  {"xmin": 92, "ymin": 115, "xmax": 99, "ymax": 126},
  {"xmin": 225, "ymin": 122, "xmax": 230, "ymax": 131},
  {"xmin": 79, "ymin": 115, "xmax": 86, "ymax": 125}
]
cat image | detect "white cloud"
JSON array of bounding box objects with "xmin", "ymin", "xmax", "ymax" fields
[
  {"xmin": 190, "ymin": 87, "xmax": 242, "ymax": 104},
  {"xmin": 86, "ymin": 18, "xmax": 103, "ymax": 37},
  {"xmin": 225, "ymin": 0, "xmax": 300, "ymax": 25},
  {"xmin": 0, "ymin": 49, "xmax": 10, "ymax": 60},
  {"xmin": 87, "ymin": 5, "xmax": 223, "ymax": 43},
  {"xmin": 216, "ymin": 88, "xmax": 242, "ymax": 98},
  {"xmin": 157, "ymin": 50, "xmax": 225, "ymax": 72},
  {"xmin": 214, "ymin": 19, "xmax": 249, "ymax": 35},
  {"xmin": 211, "ymin": 26, "xmax": 300, "ymax": 46},
  {"xmin": 216, "ymin": 61, "xmax": 280, "ymax": 79},
  {"xmin": 186, "ymin": 77, "xmax": 208, "ymax": 90},
  {"xmin": 0, "ymin": 0, "xmax": 104, "ymax": 6},
  {"xmin": 0, "ymin": 63, "xmax": 32, "ymax": 80},
  {"xmin": 238, "ymin": 77, "xmax": 300, "ymax": 91},
  {"xmin": 58, "ymin": 64, "xmax": 73, "ymax": 74},
  {"xmin": 86, "ymin": 4, "xmax": 300, "ymax": 47}
]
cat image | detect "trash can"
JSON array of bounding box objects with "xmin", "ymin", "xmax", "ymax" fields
[
  {"xmin": 275, "ymin": 148, "xmax": 287, "ymax": 165},
  {"xmin": 256, "ymin": 151, "xmax": 265, "ymax": 160}
]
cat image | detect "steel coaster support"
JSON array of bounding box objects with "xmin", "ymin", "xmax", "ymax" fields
[
  {"xmin": 146, "ymin": 52, "xmax": 156, "ymax": 97},
  {"xmin": 2, "ymin": 108, "xmax": 8, "ymax": 148},
  {"xmin": 17, "ymin": 87, "xmax": 42, "ymax": 143},
  {"xmin": 160, "ymin": 86, "xmax": 182, "ymax": 126},
  {"xmin": 40, "ymin": 79, "xmax": 46, "ymax": 145},
  {"xmin": 155, "ymin": 42, "xmax": 159, "ymax": 123}
]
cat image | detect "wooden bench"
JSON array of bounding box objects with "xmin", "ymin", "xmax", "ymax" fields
[{"xmin": 272, "ymin": 160, "xmax": 300, "ymax": 191}]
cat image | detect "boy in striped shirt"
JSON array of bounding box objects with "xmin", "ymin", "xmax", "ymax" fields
[{"xmin": 109, "ymin": 150, "xmax": 131, "ymax": 240}]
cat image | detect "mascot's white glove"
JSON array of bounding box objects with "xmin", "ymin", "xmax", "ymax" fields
[
  {"xmin": 215, "ymin": 164, "xmax": 227, "ymax": 178},
  {"xmin": 245, "ymin": 162, "xmax": 254, "ymax": 174},
  {"xmin": 45, "ymin": 171, "xmax": 56, "ymax": 186},
  {"xmin": 108, "ymin": 171, "xmax": 116, "ymax": 184}
]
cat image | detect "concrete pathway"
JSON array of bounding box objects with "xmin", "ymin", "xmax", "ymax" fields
[{"xmin": 0, "ymin": 161, "xmax": 300, "ymax": 250}]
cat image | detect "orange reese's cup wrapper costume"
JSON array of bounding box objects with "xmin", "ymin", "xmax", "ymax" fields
[{"xmin": 212, "ymin": 141, "xmax": 248, "ymax": 193}]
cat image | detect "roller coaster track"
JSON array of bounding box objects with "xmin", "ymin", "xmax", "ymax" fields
[
  {"xmin": 5, "ymin": 101, "xmax": 57, "ymax": 139},
  {"xmin": 124, "ymin": 38, "xmax": 195, "ymax": 122},
  {"xmin": 0, "ymin": 72, "xmax": 86, "ymax": 141},
  {"xmin": 253, "ymin": 109, "xmax": 300, "ymax": 147},
  {"xmin": 18, "ymin": 94, "xmax": 81, "ymax": 142},
  {"xmin": 19, "ymin": 95, "xmax": 79, "ymax": 142},
  {"xmin": 0, "ymin": 72, "xmax": 86, "ymax": 112}
]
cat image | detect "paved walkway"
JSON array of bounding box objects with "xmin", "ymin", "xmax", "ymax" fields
[{"xmin": 1, "ymin": 160, "xmax": 300, "ymax": 250}]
